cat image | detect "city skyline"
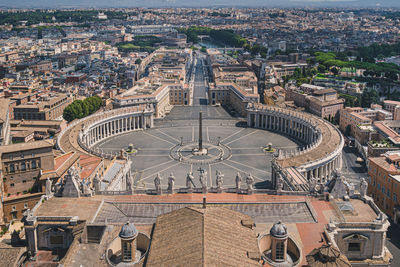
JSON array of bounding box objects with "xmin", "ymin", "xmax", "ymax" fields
[{"xmin": 1, "ymin": 0, "xmax": 400, "ymax": 8}]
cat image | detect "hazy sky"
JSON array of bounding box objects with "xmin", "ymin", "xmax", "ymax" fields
[{"xmin": 1, "ymin": 0, "xmax": 399, "ymax": 8}]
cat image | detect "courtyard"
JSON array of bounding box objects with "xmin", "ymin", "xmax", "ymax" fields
[{"xmin": 95, "ymin": 106, "xmax": 301, "ymax": 190}]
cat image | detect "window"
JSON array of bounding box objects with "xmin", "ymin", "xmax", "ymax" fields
[
  {"xmin": 10, "ymin": 183, "xmax": 14, "ymax": 187},
  {"xmin": 123, "ymin": 242, "xmax": 132, "ymax": 261},
  {"xmin": 9, "ymin": 164, "xmax": 15, "ymax": 173},
  {"xmin": 31, "ymin": 160, "xmax": 37, "ymax": 169},
  {"xmin": 12, "ymin": 206, "xmax": 16, "ymax": 211},
  {"xmin": 21, "ymin": 161, "xmax": 26, "ymax": 171},
  {"xmin": 348, "ymin": 242, "xmax": 361, "ymax": 252},
  {"xmin": 24, "ymin": 203, "xmax": 28, "ymax": 209},
  {"xmin": 22, "ymin": 180, "xmax": 26, "ymax": 183},
  {"xmin": 275, "ymin": 241, "xmax": 285, "ymax": 261},
  {"xmin": 394, "ymin": 193, "xmax": 398, "ymax": 202}
]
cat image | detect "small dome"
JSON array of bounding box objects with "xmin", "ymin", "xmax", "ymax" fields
[
  {"xmin": 270, "ymin": 221, "xmax": 288, "ymax": 238},
  {"xmin": 119, "ymin": 221, "xmax": 138, "ymax": 239}
]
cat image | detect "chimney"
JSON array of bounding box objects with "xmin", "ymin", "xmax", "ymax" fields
[{"xmin": 202, "ymin": 196, "xmax": 206, "ymax": 209}]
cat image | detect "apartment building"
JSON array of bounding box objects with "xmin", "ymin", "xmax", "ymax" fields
[
  {"xmin": 368, "ymin": 151, "xmax": 400, "ymax": 223},
  {"xmin": 339, "ymin": 106, "xmax": 392, "ymax": 136},
  {"xmin": 0, "ymin": 140, "xmax": 55, "ymax": 196},
  {"xmin": 286, "ymin": 84, "xmax": 344, "ymax": 119},
  {"xmin": 13, "ymin": 93, "xmax": 71, "ymax": 120}
]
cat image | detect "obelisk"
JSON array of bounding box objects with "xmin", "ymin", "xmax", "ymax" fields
[{"xmin": 199, "ymin": 111, "xmax": 203, "ymax": 151}]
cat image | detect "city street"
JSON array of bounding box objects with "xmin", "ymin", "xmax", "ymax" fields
[
  {"xmin": 193, "ymin": 54, "xmax": 208, "ymax": 105},
  {"xmin": 341, "ymin": 146, "xmax": 368, "ymax": 185}
]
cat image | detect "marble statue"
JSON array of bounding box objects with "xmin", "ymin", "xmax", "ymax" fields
[
  {"xmin": 154, "ymin": 173, "xmax": 162, "ymax": 194},
  {"xmin": 216, "ymin": 171, "xmax": 224, "ymax": 190},
  {"xmin": 186, "ymin": 172, "xmax": 195, "ymax": 189},
  {"xmin": 360, "ymin": 178, "xmax": 368, "ymax": 198},
  {"xmin": 308, "ymin": 175, "xmax": 317, "ymax": 192},
  {"xmin": 45, "ymin": 177, "xmax": 52, "ymax": 196},
  {"xmin": 198, "ymin": 168, "xmax": 207, "ymax": 191},
  {"xmin": 93, "ymin": 174, "xmax": 101, "ymax": 192},
  {"xmin": 126, "ymin": 174, "xmax": 134, "ymax": 192},
  {"xmin": 81, "ymin": 179, "xmax": 93, "ymax": 196},
  {"xmin": 167, "ymin": 173, "xmax": 176, "ymax": 192},
  {"xmin": 246, "ymin": 173, "xmax": 255, "ymax": 192},
  {"xmin": 331, "ymin": 169, "xmax": 348, "ymax": 199}
]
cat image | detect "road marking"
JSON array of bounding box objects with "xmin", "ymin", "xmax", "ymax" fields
[
  {"xmin": 220, "ymin": 128, "xmax": 246, "ymax": 142},
  {"xmin": 220, "ymin": 161, "xmax": 264, "ymax": 182},
  {"xmin": 232, "ymin": 153, "xmax": 266, "ymax": 156},
  {"xmin": 142, "ymin": 131, "xmax": 175, "ymax": 145},
  {"xmin": 226, "ymin": 159, "xmax": 271, "ymax": 175},
  {"xmin": 139, "ymin": 148, "xmax": 171, "ymax": 151},
  {"xmin": 135, "ymin": 154, "xmax": 171, "ymax": 157},
  {"xmin": 139, "ymin": 162, "xmax": 182, "ymax": 182},
  {"xmin": 141, "ymin": 159, "xmax": 176, "ymax": 172},
  {"xmin": 226, "ymin": 129, "xmax": 259, "ymax": 145},
  {"xmin": 156, "ymin": 129, "xmax": 180, "ymax": 143},
  {"xmin": 192, "ymin": 126, "xmax": 195, "ymax": 141},
  {"xmin": 206, "ymin": 126, "xmax": 209, "ymax": 141}
]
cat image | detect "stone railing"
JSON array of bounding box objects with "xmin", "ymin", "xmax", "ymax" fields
[{"xmin": 96, "ymin": 187, "xmax": 310, "ymax": 196}]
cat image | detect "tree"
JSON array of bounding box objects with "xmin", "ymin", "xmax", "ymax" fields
[
  {"xmin": 63, "ymin": 96, "xmax": 102, "ymax": 122},
  {"xmin": 331, "ymin": 67, "xmax": 339, "ymax": 75},
  {"xmin": 135, "ymin": 58, "xmax": 142, "ymax": 65},
  {"xmin": 360, "ymin": 88, "xmax": 379, "ymax": 108},
  {"xmin": 317, "ymin": 64, "xmax": 327, "ymax": 73},
  {"xmin": 385, "ymin": 71, "xmax": 398, "ymax": 81}
]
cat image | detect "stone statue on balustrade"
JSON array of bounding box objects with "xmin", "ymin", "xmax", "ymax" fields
[
  {"xmin": 154, "ymin": 173, "xmax": 162, "ymax": 195},
  {"xmin": 360, "ymin": 178, "xmax": 368, "ymax": 198},
  {"xmin": 126, "ymin": 174, "xmax": 134, "ymax": 193},
  {"xmin": 45, "ymin": 177, "xmax": 53, "ymax": 197},
  {"xmin": 198, "ymin": 168, "xmax": 208, "ymax": 193},
  {"xmin": 330, "ymin": 169, "xmax": 348, "ymax": 199},
  {"xmin": 167, "ymin": 173, "xmax": 176, "ymax": 193},
  {"xmin": 81, "ymin": 178, "xmax": 93, "ymax": 197},
  {"xmin": 186, "ymin": 172, "xmax": 195, "ymax": 191},
  {"xmin": 216, "ymin": 171, "xmax": 224, "ymax": 193},
  {"xmin": 246, "ymin": 173, "xmax": 255, "ymax": 194},
  {"xmin": 235, "ymin": 172, "xmax": 242, "ymax": 192},
  {"xmin": 93, "ymin": 174, "xmax": 101, "ymax": 192},
  {"xmin": 308, "ymin": 175, "xmax": 317, "ymax": 193}
]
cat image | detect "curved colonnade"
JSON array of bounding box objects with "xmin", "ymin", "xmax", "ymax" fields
[
  {"xmin": 247, "ymin": 103, "xmax": 344, "ymax": 189},
  {"xmin": 57, "ymin": 106, "xmax": 154, "ymax": 159}
]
